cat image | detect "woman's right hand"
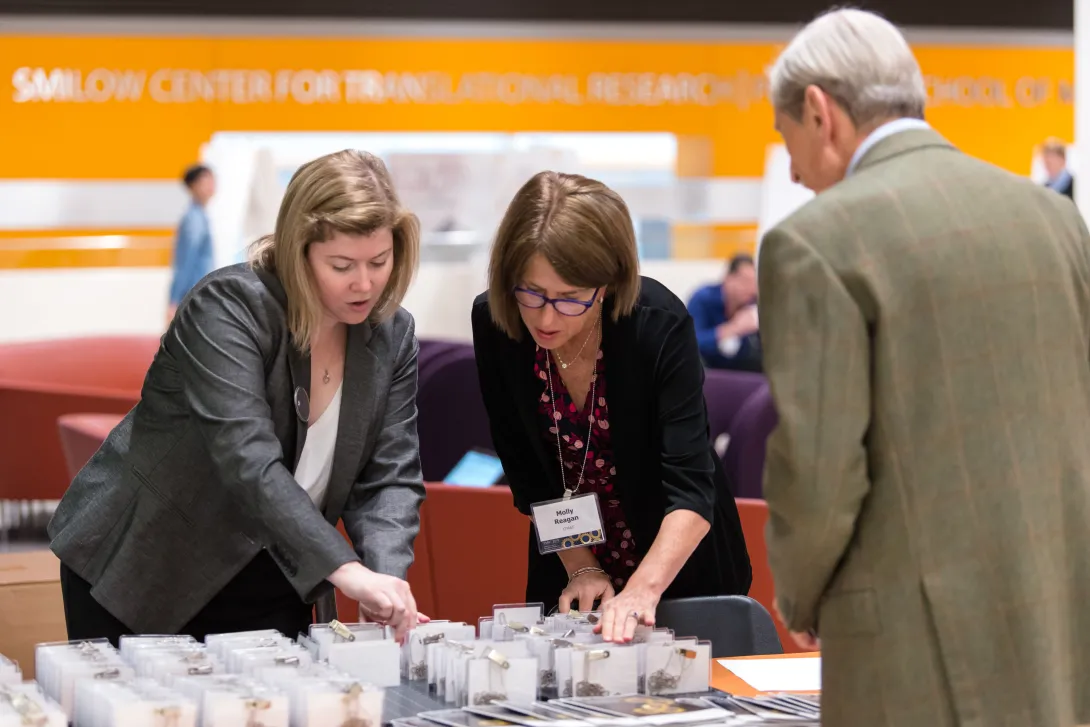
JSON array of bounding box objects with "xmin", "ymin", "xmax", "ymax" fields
[
  {"xmin": 328, "ymin": 562, "xmax": 418, "ymax": 643},
  {"xmin": 558, "ymin": 568, "xmax": 615, "ymax": 614}
]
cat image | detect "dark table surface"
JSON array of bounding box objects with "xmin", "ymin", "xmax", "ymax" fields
[{"xmin": 381, "ymin": 680, "xmax": 728, "ymax": 725}]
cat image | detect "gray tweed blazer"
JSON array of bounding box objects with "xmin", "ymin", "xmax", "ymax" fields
[{"xmin": 48, "ymin": 263, "xmax": 425, "ymax": 634}]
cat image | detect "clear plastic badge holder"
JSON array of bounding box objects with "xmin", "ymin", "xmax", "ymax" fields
[
  {"xmin": 75, "ymin": 677, "xmax": 198, "ymax": 727},
  {"xmin": 288, "ymin": 678, "xmax": 383, "ymax": 727},
  {"xmin": 326, "ymin": 638, "xmax": 401, "ymax": 688},
  {"xmin": 35, "ymin": 639, "xmax": 134, "ymax": 718},
  {"xmin": 0, "ymin": 656, "xmax": 19, "ymax": 686},
  {"xmin": 0, "ymin": 683, "xmax": 66, "ymax": 727},
  {"xmin": 464, "ymin": 647, "xmax": 538, "ymax": 708},
  {"xmin": 141, "ymin": 650, "xmax": 222, "ymax": 683},
  {"xmin": 234, "ymin": 645, "xmax": 312, "ymax": 676},
  {"xmin": 530, "ymin": 493, "xmax": 606, "ymax": 554},
  {"xmin": 309, "ymin": 621, "xmax": 386, "ymax": 655},
  {"xmin": 438, "ymin": 642, "xmax": 475, "ymax": 702},
  {"xmin": 174, "ymin": 677, "xmax": 290, "ymax": 727},
  {"xmin": 402, "ymin": 622, "xmax": 454, "ymax": 681},
  {"xmin": 641, "ymin": 642, "xmax": 711, "ymax": 696},
  {"xmin": 492, "ymin": 604, "xmax": 544, "ymax": 631},
  {"xmin": 119, "ymin": 635, "xmax": 198, "ymax": 664},
  {"xmin": 203, "ymin": 630, "xmax": 284, "ymax": 661},
  {"xmin": 569, "ymin": 644, "xmax": 639, "ymax": 698},
  {"xmin": 414, "ymin": 624, "xmax": 474, "ymax": 687},
  {"xmin": 202, "ymin": 689, "xmax": 290, "ymax": 727}
]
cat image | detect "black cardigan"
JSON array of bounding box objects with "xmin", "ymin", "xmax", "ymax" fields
[{"xmin": 471, "ymin": 276, "xmax": 752, "ymax": 611}]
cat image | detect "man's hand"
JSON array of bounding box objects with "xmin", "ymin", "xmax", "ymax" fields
[
  {"xmin": 773, "ymin": 599, "xmax": 821, "ymax": 652},
  {"xmin": 716, "ymin": 306, "xmax": 759, "ymax": 348}
]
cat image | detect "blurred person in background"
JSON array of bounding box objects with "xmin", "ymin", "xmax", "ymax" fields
[
  {"xmin": 759, "ymin": 8, "xmax": 1090, "ymax": 727},
  {"xmin": 472, "ymin": 171, "xmax": 751, "ymax": 644},
  {"xmin": 1041, "ymin": 137, "xmax": 1075, "ymax": 201},
  {"xmin": 49, "ymin": 150, "xmax": 428, "ymax": 645},
  {"xmin": 687, "ymin": 254, "xmax": 761, "ymax": 371},
  {"xmin": 167, "ymin": 164, "xmax": 216, "ymax": 322}
]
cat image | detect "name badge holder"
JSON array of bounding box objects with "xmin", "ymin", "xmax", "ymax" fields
[
  {"xmin": 530, "ymin": 491, "xmax": 606, "ymax": 555},
  {"xmin": 73, "ymin": 677, "xmax": 198, "ymax": 727},
  {"xmin": 0, "ymin": 683, "xmax": 66, "ymax": 727},
  {"xmin": 0, "ymin": 656, "xmax": 19, "ymax": 687}
]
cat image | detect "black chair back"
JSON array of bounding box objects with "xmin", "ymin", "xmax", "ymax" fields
[{"xmin": 655, "ymin": 595, "xmax": 783, "ymax": 657}]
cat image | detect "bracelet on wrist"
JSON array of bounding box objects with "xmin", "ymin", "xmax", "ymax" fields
[{"xmin": 567, "ymin": 566, "xmax": 605, "ymax": 584}]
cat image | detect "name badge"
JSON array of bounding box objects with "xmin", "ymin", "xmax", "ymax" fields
[{"xmin": 530, "ymin": 493, "xmax": 606, "ymax": 554}]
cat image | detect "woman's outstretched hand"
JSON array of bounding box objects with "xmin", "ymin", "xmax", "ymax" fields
[{"xmin": 329, "ymin": 562, "xmax": 418, "ymax": 643}]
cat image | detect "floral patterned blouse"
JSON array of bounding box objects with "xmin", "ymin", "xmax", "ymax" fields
[{"xmin": 534, "ymin": 345, "xmax": 640, "ymax": 589}]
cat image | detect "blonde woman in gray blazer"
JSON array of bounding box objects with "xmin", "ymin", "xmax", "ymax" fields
[{"xmin": 48, "ymin": 150, "xmax": 427, "ymax": 644}]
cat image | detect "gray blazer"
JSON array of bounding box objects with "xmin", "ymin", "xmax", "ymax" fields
[{"xmin": 47, "ymin": 263, "xmax": 425, "ymax": 634}]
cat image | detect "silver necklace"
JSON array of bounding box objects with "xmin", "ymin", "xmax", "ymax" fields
[
  {"xmin": 553, "ymin": 320, "xmax": 597, "ymax": 369},
  {"xmin": 545, "ymin": 317, "xmax": 601, "ymax": 500}
]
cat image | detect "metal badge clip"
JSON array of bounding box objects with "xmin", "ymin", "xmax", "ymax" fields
[
  {"xmin": 329, "ymin": 620, "xmax": 356, "ymax": 642},
  {"xmin": 484, "ymin": 649, "xmax": 510, "ymax": 669}
]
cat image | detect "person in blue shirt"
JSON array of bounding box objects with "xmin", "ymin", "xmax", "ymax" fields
[
  {"xmin": 687, "ymin": 254, "xmax": 761, "ymax": 371},
  {"xmin": 168, "ymin": 164, "xmax": 217, "ymax": 321},
  {"xmin": 1041, "ymin": 137, "xmax": 1075, "ymax": 202}
]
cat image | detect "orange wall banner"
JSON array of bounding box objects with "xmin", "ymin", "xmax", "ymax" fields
[{"xmin": 0, "ymin": 36, "xmax": 1074, "ymax": 180}]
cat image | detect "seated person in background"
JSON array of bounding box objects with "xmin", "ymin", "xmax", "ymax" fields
[
  {"xmin": 1041, "ymin": 137, "xmax": 1075, "ymax": 201},
  {"xmin": 687, "ymin": 254, "xmax": 761, "ymax": 371}
]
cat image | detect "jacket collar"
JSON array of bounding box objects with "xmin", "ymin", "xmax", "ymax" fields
[{"xmin": 853, "ymin": 127, "xmax": 956, "ymax": 175}]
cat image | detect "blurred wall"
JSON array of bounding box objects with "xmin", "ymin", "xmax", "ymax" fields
[{"xmin": 0, "ymin": 22, "xmax": 1076, "ymax": 341}]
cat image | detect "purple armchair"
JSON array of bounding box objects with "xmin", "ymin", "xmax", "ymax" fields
[
  {"xmin": 703, "ymin": 369, "xmax": 767, "ymax": 459},
  {"xmin": 721, "ymin": 383, "xmax": 778, "ymax": 499},
  {"xmin": 416, "ymin": 346, "xmax": 495, "ymax": 482}
]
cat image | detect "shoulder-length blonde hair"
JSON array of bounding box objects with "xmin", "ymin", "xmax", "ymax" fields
[
  {"xmin": 250, "ymin": 149, "xmax": 420, "ymax": 351},
  {"xmin": 487, "ymin": 171, "xmax": 640, "ymax": 340}
]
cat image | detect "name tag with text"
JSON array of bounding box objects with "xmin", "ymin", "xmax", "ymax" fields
[{"xmin": 530, "ymin": 493, "xmax": 606, "ymax": 554}]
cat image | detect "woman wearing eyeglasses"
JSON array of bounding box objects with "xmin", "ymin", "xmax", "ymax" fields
[
  {"xmin": 472, "ymin": 171, "xmax": 752, "ymax": 644},
  {"xmin": 48, "ymin": 150, "xmax": 426, "ymax": 645}
]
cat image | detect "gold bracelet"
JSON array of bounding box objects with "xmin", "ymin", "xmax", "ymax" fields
[{"xmin": 567, "ymin": 566, "xmax": 605, "ymax": 584}]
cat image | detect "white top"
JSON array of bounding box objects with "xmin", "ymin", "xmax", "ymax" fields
[{"xmin": 293, "ymin": 382, "xmax": 343, "ymax": 509}]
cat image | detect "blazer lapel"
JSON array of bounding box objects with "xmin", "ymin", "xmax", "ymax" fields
[
  {"xmin": 286, "ymin": 338, "xmax": 311, "ymax": 470},
  {"xmin": 509, "ymin": 331, "xmax": 553, "ymax": 479},
  {"xmin": 255, "ymin": 266, "xmax": 311, "ymax": 470},
  {"xmin": 323, "ymin": 323, "xmax": 378, "ymax": 523},
  {"xmin": 599, "ymin": 297, "xmax": 644, "ymax": 520}
]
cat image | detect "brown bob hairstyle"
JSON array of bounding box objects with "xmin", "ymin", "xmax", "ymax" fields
[
  {"xmin": 249, "ymin": 149, "xmax": 420, "ymax": 352},
  {"xmin": 487, "ymin": 171, "xmax": 641, "ymax": 340}
]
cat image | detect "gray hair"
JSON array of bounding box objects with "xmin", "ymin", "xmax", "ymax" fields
[{"xmin": 769, "ymin": 8, "xmax": 927, "ymax": 127}]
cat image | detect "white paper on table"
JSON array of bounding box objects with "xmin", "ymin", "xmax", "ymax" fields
[{"xmin": 716, "ymin": 656, "xmax": 821, "ymax": 692}]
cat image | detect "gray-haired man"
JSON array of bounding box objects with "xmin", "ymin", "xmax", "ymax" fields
[{"xmin": 759, "ymin": 8, "xmax": 1090, "ymax": 727}]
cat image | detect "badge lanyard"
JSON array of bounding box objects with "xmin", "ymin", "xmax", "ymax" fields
[{"xmin": 530, "ymin": 317, "xmax": 606, "ymax": 555}]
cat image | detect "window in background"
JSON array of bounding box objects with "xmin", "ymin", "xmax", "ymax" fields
[{"xmin": 206, "ymin": 131, "xmax": 677, "ymax": 264}]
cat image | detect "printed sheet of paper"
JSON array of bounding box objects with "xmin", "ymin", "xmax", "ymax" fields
[{"xmin": 716, "ymin": 657, "xmax": 821, "ymax": 693}]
